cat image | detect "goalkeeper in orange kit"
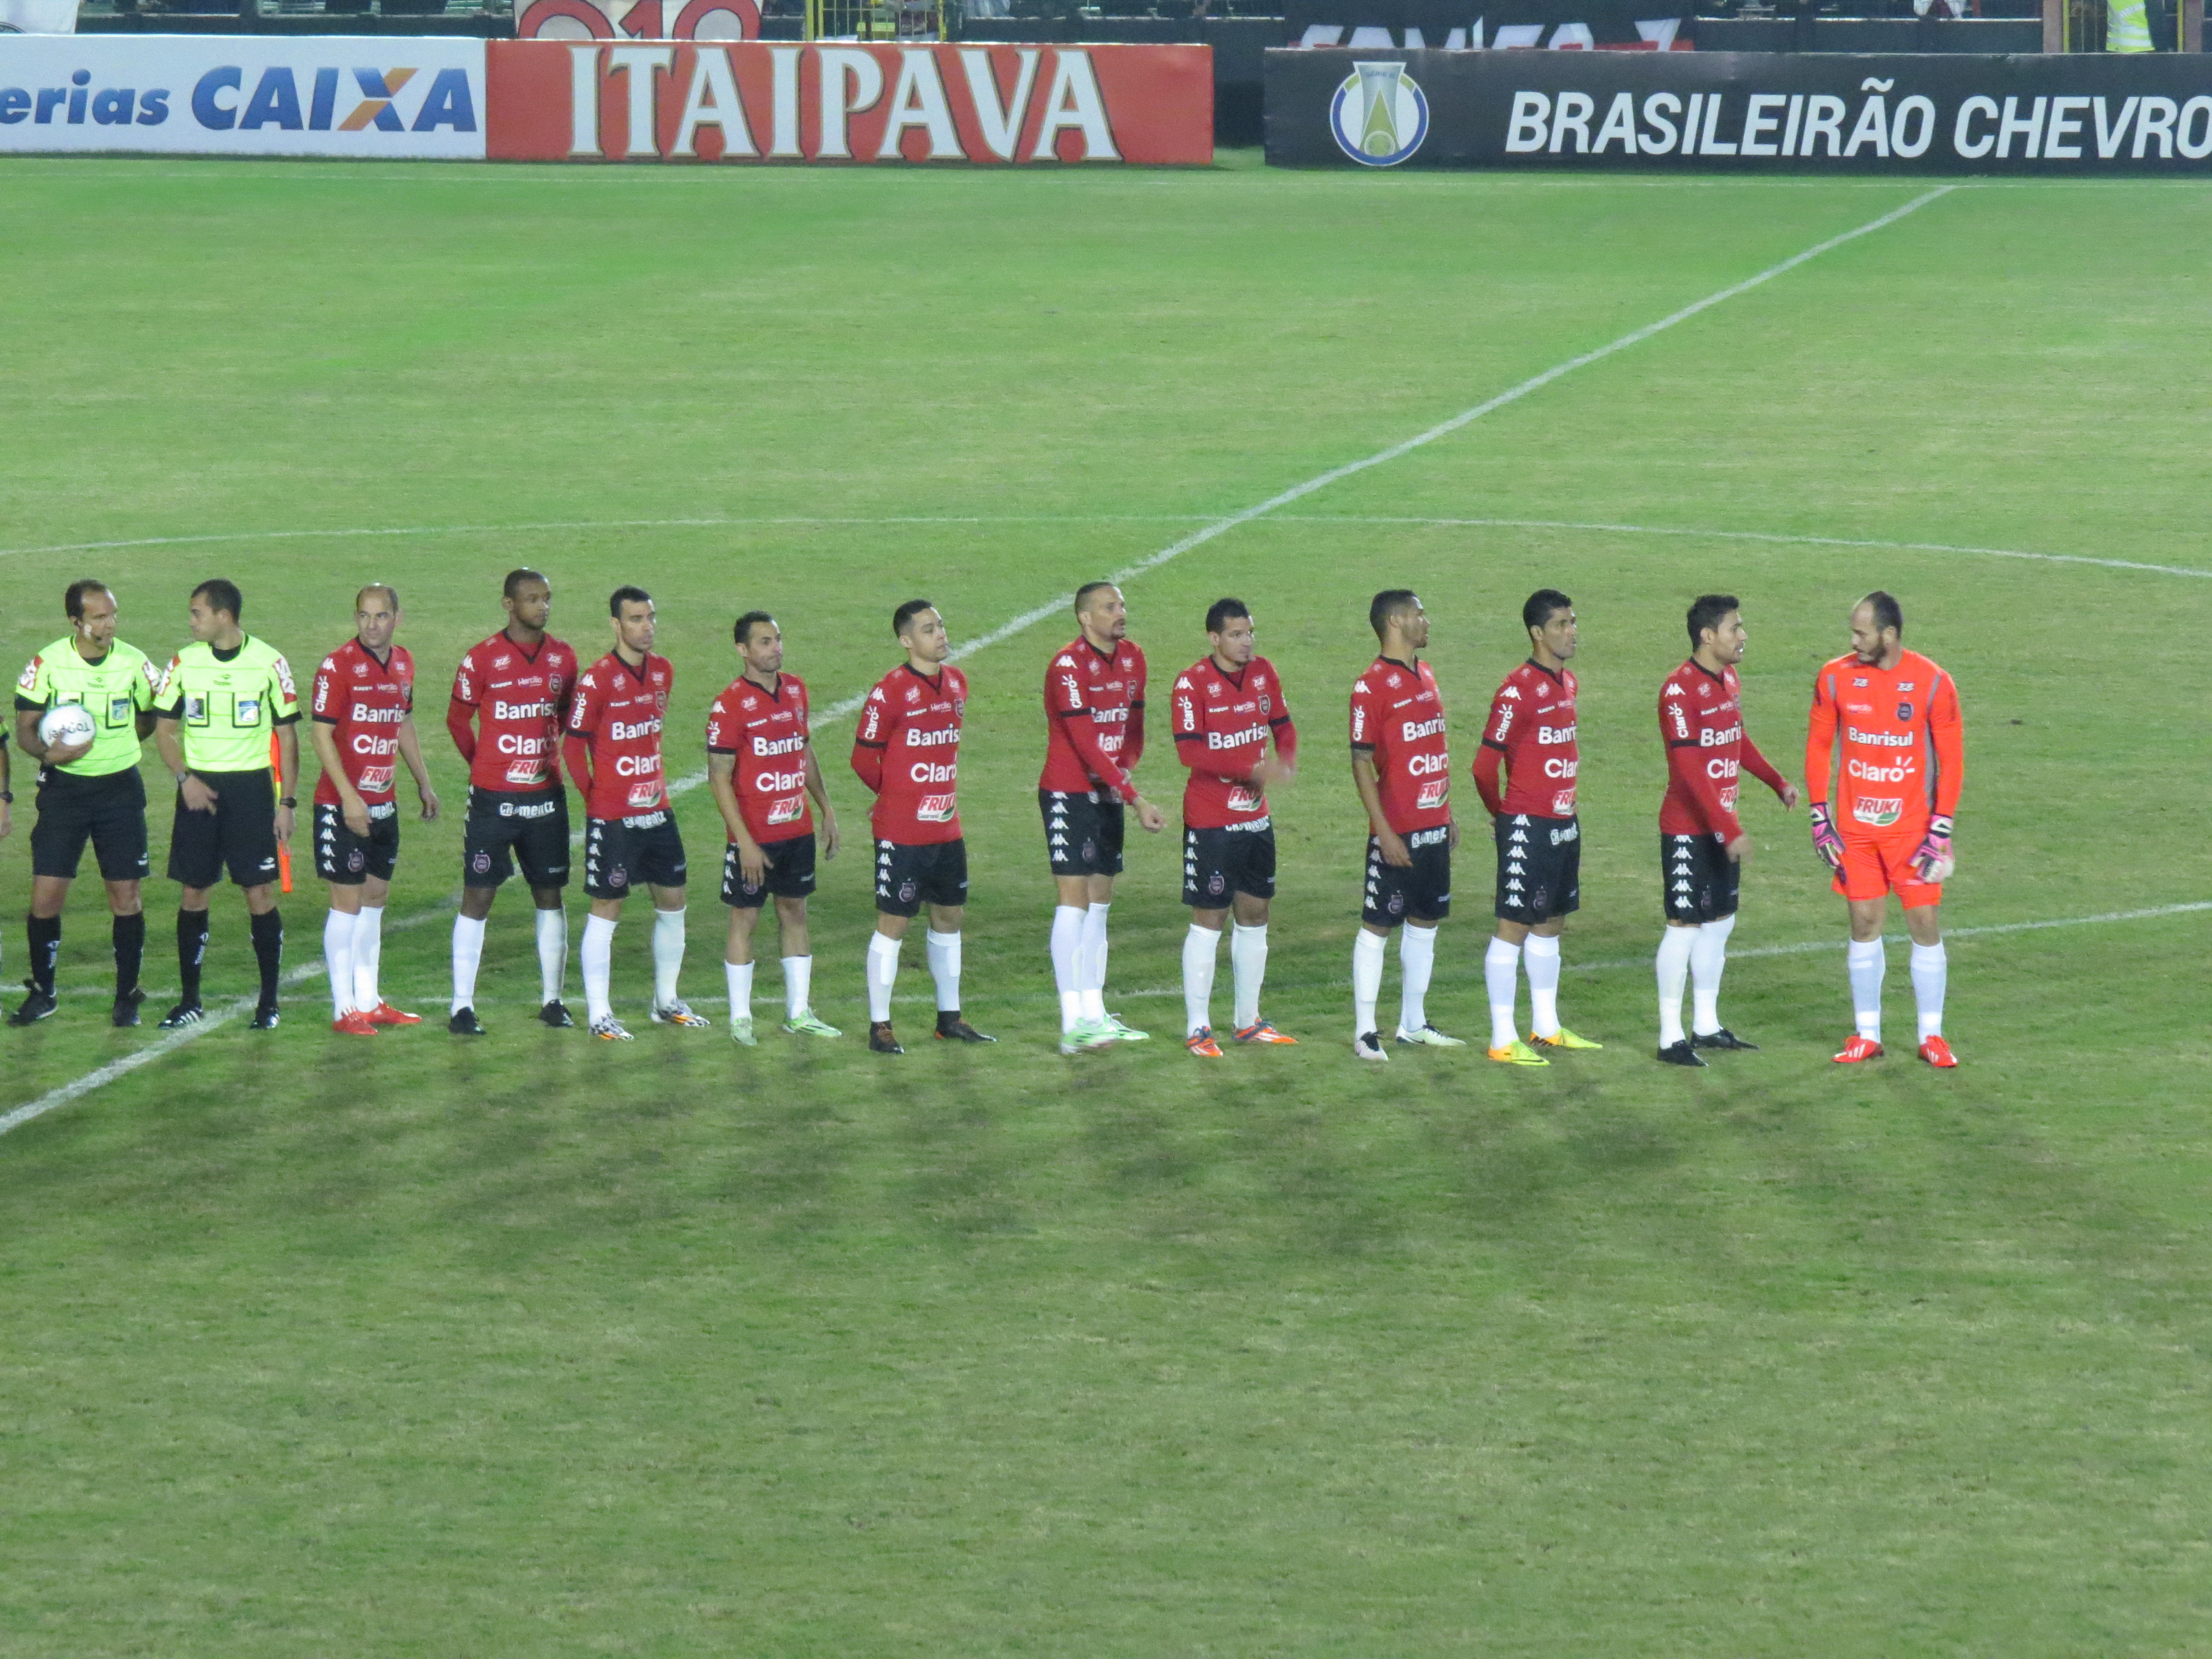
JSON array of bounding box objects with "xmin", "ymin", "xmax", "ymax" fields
[{"xmin": 1804, "ymin": 590, "xmax": 1964, "ymax": 1067}]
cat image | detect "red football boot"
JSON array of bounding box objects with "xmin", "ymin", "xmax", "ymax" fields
[
  {"xmin": 1918, "ymin": 1034, "xmax": 1959, "ymax": 1068},
  {"xmin": 364, "ymin": 1001, "xmax": 422, "ymax": 1026},
  {"xmin": 1832, "ymin": 1034, "xmax": 1885, "ymax": 1064},
  {"xmin": 331, "ymin": 1010, "xmax": 379, "ymax": 1037}
]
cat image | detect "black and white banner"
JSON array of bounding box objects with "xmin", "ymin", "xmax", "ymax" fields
[{"xmin": 1266, "ymin": 49, "xmax": 2212, "ymax": 172}]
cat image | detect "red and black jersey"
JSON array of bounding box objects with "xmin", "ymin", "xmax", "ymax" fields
[
  {"xmin": 562, "ymin": 650, "xmax": 674, "ymax": 820},
  {"xmin": 1659, "ymin": 659, "xmax": 1788, "ymax": 839},
  {"xmin": 447, "ymin": 632, "xmax": 577, "ymax": 794},
  {"xmin": 706, "ymin": 671, "xmax": 813, "ymax": 844},
  {"xmin": 852, "ymin": 662, "xmax": 967, "ymax": 846},
  {"xmin": 1348, "ymin": 655, "xmax": 1451, "ymax": 834},
  {"xmin": 311, "ymin": 638, "xmax": 414, "ymax": 808},
  {"xmin": 1474, "ymin": 660, "xmax": 1579, "ymax": 819},
  {"xmin": 1170, "ymin": 654, "xmax": 1296, "ymax": 830},
  {"xmin": 1039, "ymin": 637, "xmax": 1146, "ymax": 798}
]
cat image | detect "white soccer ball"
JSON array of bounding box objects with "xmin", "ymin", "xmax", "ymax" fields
[{"xmin": 38, "ymin": 703, "xmax": 96, "ymax": 750}]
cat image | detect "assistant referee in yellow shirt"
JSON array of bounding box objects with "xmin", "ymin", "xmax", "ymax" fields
[{"xmin": 152, "ymin": 579, "xmax": 300, "ymax": 1030}]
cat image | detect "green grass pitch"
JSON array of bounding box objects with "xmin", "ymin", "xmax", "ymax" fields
[{"xmin": 1, "ymin": 154, "xmax": 2209, "ymax": 1655}]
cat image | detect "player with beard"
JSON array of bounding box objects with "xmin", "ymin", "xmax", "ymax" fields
[
  {"xmin": 851, "ymin": 599, "xmax": 991, "ymax": 1053},
  {"xmin": 1653, "ymin": 594, "xmax": 1796, "ymax": 1067},
  {"xmin": 1040, "ymin": 581, "xmax": 1168, "ymax": 1055},
  {"xmin": 1171, "ymin": 598, "xmax": 1298, "ymax": 1056},
  {"xmin": 1806, "ymin": 590, "xmax": 1964, "ymax": 1067},
  {"xmin": 706, "ymin": 611, "xmax": 842, "ymax": 1046},
  {"xmin": 310, "ymin": 585, "xmax": 441, "ymax": 1035},
  {"xmin": 1473, "ymin": 589, "xmax": 1601, "ymax": 1066},
  {"xmin": 563, "ymin": 586, "xmax": 706, "ymax": 1040},
  {"xmin": 1347, "ymin": 589, "xmax": 1460, "ymax": 1061},
  {"xmin": 446, "ymin": 568, "xmax": 580, "ymax": 1034}
]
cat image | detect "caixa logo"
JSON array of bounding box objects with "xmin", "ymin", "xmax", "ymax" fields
[
  {"xmin": 191, "ymin": 65, "xmax": 476, "ymax": 132},
  {"xmin": 1329, "ymin": 59, "xmax": 1426, "ymax": 166}
]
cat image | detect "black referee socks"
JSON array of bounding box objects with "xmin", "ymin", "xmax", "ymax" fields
[
  {"xmin": 112, "ymin": 911, "xmax": 144, "ymax": 1000},
  {"xmin": 26, "ymin": 912, "xmax": 60, "ymax": 996},
  {"xmin": 248, "ymin": 908, "xmax": 283, "ymax": 1006},
  {"xmin": 176, "ymin": 908, "xmax": 210, "ymax": 1004}
]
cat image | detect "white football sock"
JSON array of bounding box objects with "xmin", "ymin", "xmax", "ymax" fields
[
  {"xmin": 352, "ymin": 903, "xmax": 384, "ymax": 1012},
  {"xmin": 324, "ymin": 909, "xmax": 357, "ymax": 1019},
  {"xmin": 1848, "ymin": 937, "xmax": 1886, "ymax": 1041},
  {"xmin": 535, "ymin": 905, "xmax": 567, "ymax": 1004},
  {"xmin": 1182, "ymin": 922, "xmax": 1219, "ymax": 1036},
  {"xmin": 1079, "ymin": 901, "xmax": 1110, "ymax": 1024},
  {"xmin": 726, "ymin": 959, "xmax": 754, "ymax": 1025},
  {"xmin": 1229, "ymin": 922, "xmax": 1267, "ymax": 1031},
  {"xmin": 1352, "ymin": 927, "xmax": 1385, "ymax": 1041},
  {"xmin": 1050, "ymin": 904, "xmax": 1085, "ymax": 1030},
  {"xmin": 781, "ymin": 954, "xmax": 811, "ymax": 1020},
  {"xmin": 651, "ymin": 907, "xmax": 686, "ymax": 1009},
  {"xmin": 866, "ymin": 931, "xmax": 901, "ymax": 1023},
  {"xmin": 1656, "ymin": 925, "xmax": 1695, "ymax": 1048},
  {"xmin": 1689, "ymin": 912, "xmax": 1735, "ymax": 1036},
  {"xmin": 1910, "ymin": 940, "xmax": 1947, "ymax": 1039},
  {"xmin": 1485, "ymin": 936, "xmax": 1521, "ymax": 1050},
  {"xmin": 1397, "ymin": 922, "xmax": 1436, "ymax": 1035},
  {"xmin": 582, "ymin": 913, "xmax": 617, "ymax": 1024},
  {"xmin": 925, "ymin": 930, "xmax": 962, "ymax": 1014},
  {"xmin": 450, "ymin": 913, "xmax": 485, "ymax": 1014},
  {"xmin": 1523, "ymin": 932, "xmax": 1562, "ymax": 1038}
]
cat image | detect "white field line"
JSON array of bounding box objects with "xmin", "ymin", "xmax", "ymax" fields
[
  {"xmin": 0, "ymin": 904, "xmax": 451, "ymax": 1139},
  {"xmin": 0, "ymin": 189, "xmax": 1953, "ymax": 1136}
]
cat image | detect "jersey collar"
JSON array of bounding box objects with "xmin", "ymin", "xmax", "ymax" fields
[
  {"xmin": 743, "ymin": 669, "xmax": 786, "ymax": 701},
  {"xmin": 1524, "ymin": 658, "xmax": 1566, "ymax": 685},
  {"xmin": 901, "ymin": 662, "xmax": 944, "ymax": 692},
  {"xmin": 1376, "ymin": 654, "xmax": 1420, "ymax": 674}
]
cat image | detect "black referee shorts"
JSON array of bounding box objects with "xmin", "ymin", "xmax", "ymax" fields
[
  {"xmin": 167, "ymin": 769, "xmax": 280, "ymax": 890},
  {"xmin": 32, "ymin": 766, "xmax": 149, "ymax": 883}
]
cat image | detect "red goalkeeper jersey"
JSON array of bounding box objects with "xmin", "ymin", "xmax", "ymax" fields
[
  {"xmin": 1806, "ymin": 649, "xmax": 1963, "ymax": 834},
  {"xmin": 447, "ymin": 632, "xmax": 577, "ymax": 794},
  {"xmin": 311, "ymin": 638, "xmax": 414, "ymax": 808},
  {"xmin": 1474, "ymin": 660, "xmax": 1579, "ymax": 819},
  {"xmin": 852, "ymin": 662, "xmax": 967, "ymax": 845},
  {"xmin": 1170, "ymin": 654, "xmax": 1296, "ymax": 829},
  {"xmin": 1039, "ymin": 636, "xmax": 1146, "ymax": 799},
  {"xmin": 1658, "ymin": 659, "xmax": 1787, "ymax": 838},
  {"xmin": 563, "ymin": 650, "xmax": 674, "ymax": 819},
  {"xmin": 1348, "ymin": 655, "xmax": 1451, "ymax": 834}
]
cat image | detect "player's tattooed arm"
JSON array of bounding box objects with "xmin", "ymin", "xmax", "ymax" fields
[{"xmin": 1351, "ymin": 749, "xmax": 1410, "ymax": 868}]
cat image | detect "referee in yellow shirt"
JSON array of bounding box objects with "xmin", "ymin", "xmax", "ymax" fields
[
  {"xmin": 11, "ymin": 580, "xmax": 163, "ymax": 1026},
  {"xmin": 152, "ymin": 579, "xmax": 300, "ymax": 1030}
]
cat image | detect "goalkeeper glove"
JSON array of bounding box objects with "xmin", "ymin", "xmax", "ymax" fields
[
  {"xmin": 1809, "ymin": 804, "xmax": 1845, "ymax": 872},
  {"xmin": 1913, "ymin": 814, "xmax": 1955, "ymax": 881}
]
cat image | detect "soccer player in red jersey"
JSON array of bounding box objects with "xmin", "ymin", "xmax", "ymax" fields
[
  {"xmin": 1348, "ymin": 589, "xmax": 1461, "ymax": 1061},
  {"xmin": 1805, "ymin": 591, "xmax": 1965, "ymax": 1067},
  {"xmin": 1170, "ymin": 598, "xmax": 1298, "ymax": 1056},
  {"xmin": 1040, "ymin": 581, "xmax": 1168, "ymax": 1054},
  {"xmin": 1473, "ymin": 589, "xmax": 1601, "ymax": 1066},
  {"xmin": 851, "ymin": 599, "xmax": 990, "ymax": 1053},
  {"xmin": 1653, "ymin": 595, "xmax": 1797, "ymax": 1067},
  {"xmin": 706, "ymin": 611, "xmax": 842, "ymax": 1046},
  {"xmin": 310, "ymin": 585, "xmax": 440, "ymax": 1035},
  {"xmin": 562, "ymin": 586, "xmax": 706, "ymax": 1041},
  {"xmin": 446, "ymin": 568, "xmax": 580, "ymax": 1034}
]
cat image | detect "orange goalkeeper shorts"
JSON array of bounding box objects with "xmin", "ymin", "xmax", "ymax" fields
[{"xmin": 1833, "ymin": 830, "xmax": 1941, "ymax": 908}]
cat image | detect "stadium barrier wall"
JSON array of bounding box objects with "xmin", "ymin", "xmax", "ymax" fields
[
  {"xmin": 0, "ymin": 33, "xmax": 485, "ymax": 154},
  {"xmin": 484, "ymin": 40, "xmax": 1212, "ymax": 163},
  {"xmin": 1265, "ymin": 46, "xmax": 2212, "ymax": 171}
]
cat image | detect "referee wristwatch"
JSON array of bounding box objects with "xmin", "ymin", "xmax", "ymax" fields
[{"xmin": 279, "ymin": 796, "xmax": 298, "ymax": 809}]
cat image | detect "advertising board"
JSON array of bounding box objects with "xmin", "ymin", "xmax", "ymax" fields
[
  {"xmin": 1266, "ymin": 48, "xmax": 2212, "ymax": 173},
  {"xmin": 0, "ymin": 34, "xmax": 484, "ymax": 155},
  {"xmin": 487, "ymin": 39, "xmax": 1211, "ymax": 163}
]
